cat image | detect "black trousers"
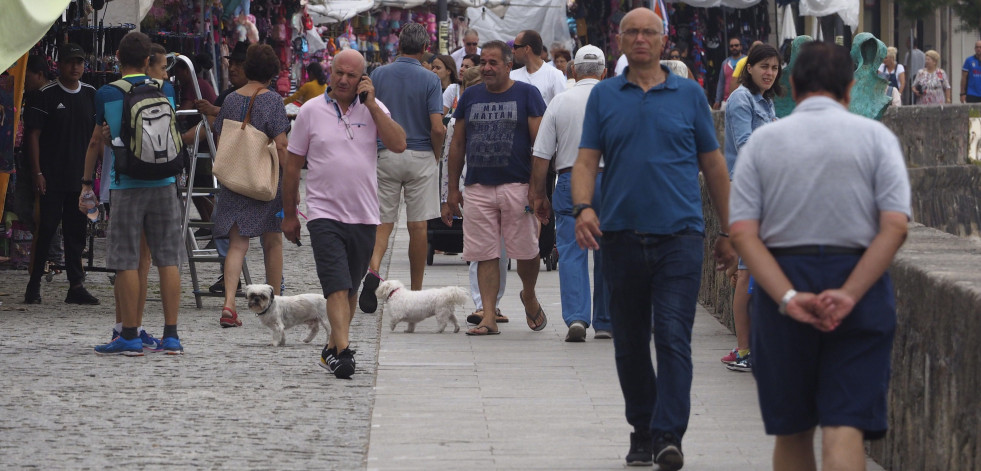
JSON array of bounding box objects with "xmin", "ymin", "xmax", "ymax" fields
[{"xmin": 28, "ymin": 191, "xmax": 86, "ymax": 288}]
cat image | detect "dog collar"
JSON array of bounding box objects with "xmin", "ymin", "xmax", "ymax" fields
[
  {"xmin": 387, "ymin": 288, "xmax": 400, "ymax": 299},
  {"xmin": 255, "ymin": 304, "xmax": 272, "ymax": 316}
]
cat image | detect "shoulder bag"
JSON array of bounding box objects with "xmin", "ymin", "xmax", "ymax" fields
[{"xmin": 213, "ymin": 88, "xmax": 279, "ymax": 201}]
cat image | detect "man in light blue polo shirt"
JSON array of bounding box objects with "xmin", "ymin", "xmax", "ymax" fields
[
  {"xmin": 362, "ymin": 22, "xmax": 446, "ymax": 313},
  {"xmin": 571, "ymin": 7, "xmax": 735, "ymax": 469}
]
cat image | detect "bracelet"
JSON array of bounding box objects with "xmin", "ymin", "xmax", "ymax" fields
[
  {"xmin": 718, "ymin": 232, "xmax": 730, "ymax": 238},
  {"xmin": 80, "ymin": 179, "xmax": 94, "ymax": 186},
  {"xmin": 36, "ymin": 172, "xmax": 43, "ymax": 176},
  {"xmin": 778, "ymin": 289, "xmax": 798, "ymax": 315}
]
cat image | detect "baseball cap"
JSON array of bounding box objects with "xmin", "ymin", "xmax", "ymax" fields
[
  {"xmin": 574, "ymin": 45, "xmax": 605, "ymax": 66},
  {"xmin": 224, "ymin": 41, "xmax": 249, "ymax": 63},
  {"xmin": 59, "ymin": 43, "xmax": 86, "ymax": 61}
]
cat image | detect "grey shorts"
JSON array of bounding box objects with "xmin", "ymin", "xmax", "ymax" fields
[
  {"xmin": 107, "ymin": 185, "xmax": 184, "ymax": 270},
  {"xmin": 377, "ymin": 148, "xmax": 440, "ymax": 223},
  {"xmin": 308, "ymin": 218, "xmax": 376, "ymax": 297}
]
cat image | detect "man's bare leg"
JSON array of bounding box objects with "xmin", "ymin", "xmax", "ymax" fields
[
  {"xmin": 821, "ymin": 426, "xmax": 866, "ymax": 471},
  {"xmin": 326, "ymin": 290, "xmax": 355, "ymax": 351},
  {"xmin": 406, "ymin": 220, "xmax": 428, "ymax": 290},
  {"xmin": 369, "ymin": 222, "xmax": 396, "ymax": 274},
  {"xmin": 473, "ymin": 259, "xmax": 501, "ymax": 332},
  {"xmin": 773, "ymin": 428, "xmax": 817, "ymax": 471},
  {"xmin": 516, "ymin": 258, "xmax": 542, "ymax": 328}
]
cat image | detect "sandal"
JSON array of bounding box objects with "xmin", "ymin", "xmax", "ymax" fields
[
  {"xmin": 519, "ymin": 290, "xmax": 548, "ymax": 332},
  {"xmin": 466, "ymin": 309, "xmax": 510, "ymax": 325},
  {"xmin": 465, "ymin": 325, "xmax": 500, "ymax": 336},
  {"xmin": 219, "ymin": 307, "xmax": 242, "ymax": 328}
]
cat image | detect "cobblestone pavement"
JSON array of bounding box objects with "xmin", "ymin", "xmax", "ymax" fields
[{"xmin": 0, "ymin": 181, "xmax": 385, "ymax": 469}]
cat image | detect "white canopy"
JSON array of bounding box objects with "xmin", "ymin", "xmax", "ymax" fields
[{"xmin": 0, "ymin": 0, "xmax": 72, "ymax": 70}]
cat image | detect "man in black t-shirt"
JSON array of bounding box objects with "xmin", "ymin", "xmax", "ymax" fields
[{"xmin": 23, "ymin": 43, "xmax": 99, "ymax": 305}]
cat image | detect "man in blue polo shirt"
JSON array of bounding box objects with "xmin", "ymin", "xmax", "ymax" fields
[
  {"xmin": 571, "ymin": 7, "xmax": 735, "ymax": 470},
  {"xmin": 81, "ymin": 32, "xmax": 185, "ymax": 356},
  {"xmin": 960, "ymin": 40, "xmax": 981, "ymax": 103},
  {"xmin": 362, "ymin": 23, "xmax": 445, "ymax": 312}
]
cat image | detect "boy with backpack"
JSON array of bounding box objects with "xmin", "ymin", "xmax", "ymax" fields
[{"xmin": 81, "ymin": 32, "xmax": 186, "ymax": 356}]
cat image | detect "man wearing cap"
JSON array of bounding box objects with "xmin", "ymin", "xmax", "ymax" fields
[
  {"xmin": 22, "ymin": 43, "xmax": 100, "ymax": 305},
  {"xmin": 531, "ymin": 45, "xmax": 611, "ymax": 342}
]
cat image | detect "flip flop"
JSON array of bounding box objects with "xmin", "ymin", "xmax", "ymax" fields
[
  {"xmin": 519, "ymin": 290, "xmax": 548, "ymax": 332},
  {"xmin": 466, "ymin": 309, "xmax": 510, "ymax": 325},
  {"xmin": 465, "ymin": 325, "xmax": 500, "ymax": 336}
]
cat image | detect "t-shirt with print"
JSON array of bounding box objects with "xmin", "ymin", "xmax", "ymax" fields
[
  {"xmin": 452, "ymin": 81, "xmax": 546, "ymax": 186},
  {"xmin": 95, "ymin": 75, "xmax": 177, "ymax": 189},
  {"xmin": 23, "ymin": 79, "xmax": 96, "ymax": 193},
  {"xmin": 963, "ymin": 55, "xmax": 981, "ymax": 97},
  {"xmin": 287, "ymin": 94, "xmax": 390, "ymax": 226}
]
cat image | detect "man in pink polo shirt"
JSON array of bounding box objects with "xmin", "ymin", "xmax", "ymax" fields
[{"xmin": 282, "ymin": 49, "xmax": 406, "ymax": 379}]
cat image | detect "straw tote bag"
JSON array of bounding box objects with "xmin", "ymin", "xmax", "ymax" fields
[{"xmin": 213, "ymin": 88, "xmax": 279, "ymax": 201}]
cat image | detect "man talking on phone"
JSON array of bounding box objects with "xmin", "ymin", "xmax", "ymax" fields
[
  {"xmin": 361, "ymin": 22, "xmax": 446, "ymax": 313},
  {"xmin": 281, "ymin": 49, "xmax": 406, "ymax": 379}
]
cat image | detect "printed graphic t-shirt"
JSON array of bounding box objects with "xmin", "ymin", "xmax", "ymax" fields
[{"xmin": 452, "ymin": 81, "xmax": 546, "ymax": 186}]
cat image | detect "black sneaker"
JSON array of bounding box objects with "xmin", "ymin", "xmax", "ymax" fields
[
  {"xmin": 65, "ymin": 286, "xmax": 100, "ymax": 305},
  {"xmin": 208, "ymin": 276, "xmax": 242, "ymax": 295},
  {"xmin": 23, "ymin": 286, "xmax": 42, "ymax": 304},
  {"xmin": 358, "ymin": 272, "xmax": 382, "ymax": 313},
  {"xmin": 626, "ymin": 431, "xmax": 653, "ymax": 466},
  {"xmin": 318, "ymin": 346, "xmax": 356, "ymax": 379},
  {"xmin": 653, "ymin": 433, "xmax": 684, "ymax": 471}
]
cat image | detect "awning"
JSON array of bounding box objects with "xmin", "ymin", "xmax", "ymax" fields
[
  {"xmin": 308, "ymin": 0, "xmax": 515, "ymax": 24},
  {"xmin": 0, "ymin": 0, "xmax": 73, "ymax": 71}
]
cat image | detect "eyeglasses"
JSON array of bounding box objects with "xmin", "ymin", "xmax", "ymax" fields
[
  {"xmin": 512, "ymin": 43, "xmax": 526, "ymax": 49},
  {"xmin": 327, "ymin": 96, "xmax": 355, "ymax": 140},
  {"xmin": 466, "ymin": 42, "xmax": 479, "ymax": 46},
  {"xmin": 669, "ymin": 54, "xmax": 681, "ymax": 59},
  {"xmin": 621, "ymin": 28, "xmax": 661, "ymax": 38}
]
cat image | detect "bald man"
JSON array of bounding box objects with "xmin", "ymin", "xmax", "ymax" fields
[
  {"xmin": 282, "ymin": 49, "xmax": 406, "ymax": 379},
  {"xmin": 572, "ymin": 7, "xmax": 735, "ymax": 468}
]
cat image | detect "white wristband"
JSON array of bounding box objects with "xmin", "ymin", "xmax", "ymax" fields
[{"xmin": 778, "ymin": 289, "xmax": 797, "ymax": 315}]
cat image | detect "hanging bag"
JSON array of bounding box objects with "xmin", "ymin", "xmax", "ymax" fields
[{"xmin": 213, "ymin": 89, "xmax": 279, "ymax": 201}]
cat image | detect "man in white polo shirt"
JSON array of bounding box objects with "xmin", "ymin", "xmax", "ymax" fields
[
  {"xmin": 452, "ymin": 29, "xmax": 481, "ymax": 73},
  {"xmin": 531, "ymin": 45, "xmax": 611, "ymax": 343},
  {"xmin": 281, "ymin": 49, "xmax": 406, "ymax": 379},
  {"xmin": 510, "ymin": 29, "xmax": 567, "ymax": 105}
]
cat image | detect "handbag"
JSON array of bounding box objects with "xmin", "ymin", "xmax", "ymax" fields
[{"xmin": 213, "ymin": 88, "xmax": 279, "ymax": 201}]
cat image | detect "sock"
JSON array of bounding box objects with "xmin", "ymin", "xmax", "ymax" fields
[
  {"xmin": 121, "ymin": 327, "xmax": 139, "ymax": 341},
  {"xmin": 114, "ymin": 322, "xmax": 123, "ymax": 334},
  {"xmin": 738, "ymin": 348, "xmax": 750, "ymax": 357},
  {"xmin": 137, "ymin": 325, "xmax": 144, "ymax": 334},
  {"xmin": 163, "ymin": 324, "xmax": 178, "ymax": 340}
]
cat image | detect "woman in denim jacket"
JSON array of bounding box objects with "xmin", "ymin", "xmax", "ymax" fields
[{"xmin": 722, "ymin": 43, "xmax": 783, "ymax": 373}]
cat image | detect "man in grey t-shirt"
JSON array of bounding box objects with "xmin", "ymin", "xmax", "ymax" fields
[{"xmin": 729, "ymin": 42, "xmax": 911, "ymax": 470}]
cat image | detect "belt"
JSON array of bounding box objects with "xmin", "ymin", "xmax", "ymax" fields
[
  {"xmin": 557, "ymin": 168, "xmax": 603, "ymax": 175},
  {"xmin": 769, "ymin": 245, "xmax": 866, "ymax": 256}
]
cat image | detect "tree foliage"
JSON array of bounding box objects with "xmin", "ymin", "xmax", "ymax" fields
[
  {"xmin": 896, "ymin": 0, "xmax": 954, "ymax": 20},
  {"xmin": 951, "ymin": 0, "xmax": 981, "ymax": 33}
]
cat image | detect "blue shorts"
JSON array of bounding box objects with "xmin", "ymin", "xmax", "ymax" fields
[{"xmin": 751, "ymin": 253, "xmax": 896, "ymax": 439}]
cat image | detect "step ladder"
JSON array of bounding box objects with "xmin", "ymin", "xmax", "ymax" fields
[{"xmin": 173, "ymin": 54, "xmax": 252, "ymax": 308}]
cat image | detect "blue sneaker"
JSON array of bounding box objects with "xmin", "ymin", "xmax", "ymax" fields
[
  {"xmin": 95, "ymin": 336, "xmax": 144, "ymax": 356},
  {"xmin": 140, "ymin": 330, "xmax": 164, "ymax": 352},
  {"xmin": 161, "ymin": 337, "xmax": 184, "ymax": 355}
]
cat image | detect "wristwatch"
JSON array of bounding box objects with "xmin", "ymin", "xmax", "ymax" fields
[
  {"xmin": 571, "ymin": 203, "xmax": 592, "ymax": 218},
  {"xmin": 778, "ymin": 289, "xmax": 798, "ymax": 315}
]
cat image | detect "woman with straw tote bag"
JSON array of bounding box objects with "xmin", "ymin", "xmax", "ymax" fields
[{"xmin": 210, "ymin": 43, "xmax": 290, "ymax": 328}]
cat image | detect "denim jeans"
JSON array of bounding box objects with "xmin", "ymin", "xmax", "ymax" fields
[
  {"xmin": 553, "ymin": 172, "xmax": 610, "ymax": 331},
  {"xmin": 601, "ymin": 229, "xmax": 704, "ymax": 439}
]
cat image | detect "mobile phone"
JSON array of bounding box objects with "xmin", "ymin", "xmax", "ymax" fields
[{"xmin": 358, "ymin": 75, "xmax": 369, "ymax": 103}]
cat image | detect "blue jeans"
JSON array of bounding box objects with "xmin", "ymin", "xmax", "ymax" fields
[
  {"xmin": 553, "ymin": 172, "xmax": 610, "ymax": 331},
  {"xmin": 601, "ymin": 229, "xmax": 704, "ymax": 439}
]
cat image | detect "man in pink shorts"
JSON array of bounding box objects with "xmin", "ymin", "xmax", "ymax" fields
[{"xmin": 445, "ymin": 40, "xmax": 549, "ymax": 336}]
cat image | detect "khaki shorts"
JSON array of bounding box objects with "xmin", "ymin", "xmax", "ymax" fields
[
  {"xmin": 462, "ymin": 183, "xmax": 540, "ymax": 262},
  {"xmin": 377, "ymin": 148, "xmax": 440, "ymax": 223}
]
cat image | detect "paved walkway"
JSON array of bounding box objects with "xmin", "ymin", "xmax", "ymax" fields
[
  {"xmin": 366, "ymin": 217, "xmax": 887, "ymax": 470},
  {"xmin": 0, "ymin": 197, "xmax": 886, "ymax": 469}
]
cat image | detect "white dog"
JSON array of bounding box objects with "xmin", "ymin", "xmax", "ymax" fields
[
  {"xmin": 375, "ymin": 279, "xmax": 468, "ymax": 333},
  {"xmin": 244, "ymin": 284, "xmax": 331, "ymax": 346}
]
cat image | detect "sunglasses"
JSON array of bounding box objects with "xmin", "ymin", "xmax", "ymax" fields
[{"xmin": 512, "ymin": 43, "xmax": 525, "ymax": 49}]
